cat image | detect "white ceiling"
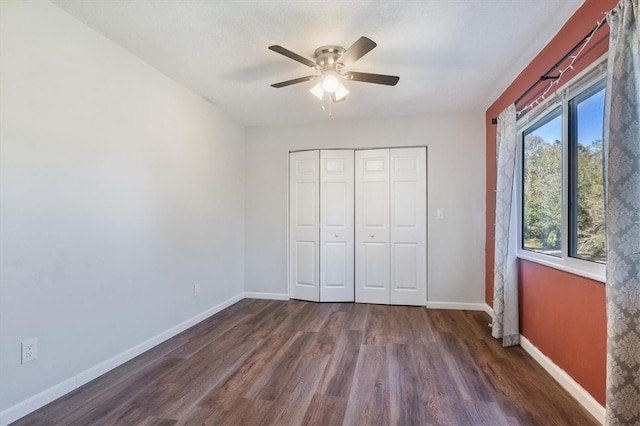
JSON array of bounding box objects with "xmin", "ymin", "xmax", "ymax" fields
[{"xmin": 52, "ymin": 0, "xmax": 584, "ymax": 127}]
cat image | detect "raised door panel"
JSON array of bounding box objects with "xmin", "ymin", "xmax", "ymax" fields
[
  {"xmin": 355, "ymin": 149, "xmax": 390, "ymax": 304},
  {"xmin": 320, "ymin": 150, "xmax": 354, "ymax": 302},
  {"xmin": 289, "ymin": 150, "xmax": 320, "ymax": 302},
  {"xmin": 390, "ymin": 147, "xmax": 427, "ymax": 306}
]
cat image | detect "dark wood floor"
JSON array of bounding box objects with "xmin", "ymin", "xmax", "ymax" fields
[{"xmin": 14, "ymin": 299, "xmax": 597, "ymax": 425}]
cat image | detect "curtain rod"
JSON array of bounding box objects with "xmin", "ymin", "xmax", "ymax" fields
[{"xmin": 491, "ymin": 19, "xmax": 608, "ymax": 125}]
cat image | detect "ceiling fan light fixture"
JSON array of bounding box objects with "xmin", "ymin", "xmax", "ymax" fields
[
  {"xmin": 321, "ymin": 73, "xmax": 339, "ymax": 93},
  {"xmin": 334, "ymin": 82, "xmax": 349, "ymax": 101},
  {"xmin": 309, "ymin": 81, "xmax": 325, "ymax": 100}
]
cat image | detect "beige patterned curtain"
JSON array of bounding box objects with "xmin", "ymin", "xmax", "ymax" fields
[
  {"xmin": 604, "ymin": 0, "xmax": 640, "ymax": 424},
  {"xmin": 492, "ymin": 104, "xmax": 519, "ymax": 347}
]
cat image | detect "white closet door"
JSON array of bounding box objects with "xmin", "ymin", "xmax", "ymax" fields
[
  {"xmin": 355, "ymin": 149, "xmax": 390, "ymax": 304},
  {"xmin": 390, "ymin": 147, "xmax": 427, "ymax": 306},
  {"xmin": 289, "ymin": 150, "xmax": 320, "ymax": 302},
  {"xmin": 320, "ymin": 150, "xmax": 354, "ymax": 302}
]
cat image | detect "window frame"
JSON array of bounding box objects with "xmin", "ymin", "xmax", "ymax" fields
[
  {"xmin": 568, "ymin": 79, "xmax": 606, "ymax": 264},
  {"xmin": 515, "ymin": 55, "xmax": 607, "ymax": 283}
]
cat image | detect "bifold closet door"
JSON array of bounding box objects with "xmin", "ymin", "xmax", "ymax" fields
[
  {"xmin": 390, "ymin": 147, "xmax": 427, "ymax": 305},
  {"xmin": 355, "ymin": 149, "xmax": 391, "ymax": 304},
  {"xmin": 355, "ymin": 147, "xmax": 427, "ymax": 306},
  {"xmin": 289, "ymin": 150, "xmax": 320, "ymax": 302},
  {"xmin": 290, "ymin": 150, "xmax": 355, "ymax": 302},
  {"xmin": 320, "ymin": 150, "xmax": 355, "ymax": 302}
]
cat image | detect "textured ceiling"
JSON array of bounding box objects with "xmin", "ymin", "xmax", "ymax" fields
[{"xmin": 52, "ymin": 0, "xmax": 584, "ymax": 127}]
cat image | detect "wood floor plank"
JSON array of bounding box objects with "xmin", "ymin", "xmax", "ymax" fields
[
  {"xmin": 196, "ymin": 333, "xmax": 294, "ymax": 410},
  {"xmin": 161, "ymin": 333, "xmax": 253, "ymax": 384},
  {"xmin": 215, "ymin": 397, "xmax": 273, "ymax": 425},
  {"xmin": 438, "ymin": 331, "xmax": 498, "ymax": 402},
  {"xmin": 259, "ymin": 350, "xmax": 330, "ymax": 425},
  {"xmin": 163, "ymin": 312, "xmax": 251, "ymax": 360},
  {"xmin": 242, "ymin": 331, "xmax": 316, "ymax": 401},
  {"xmin": 92, "ymin": 381, "xmax": 181, "ymax": 425},
  {"xmin": 405, "ymin": 303, "xmax": 437, "ymax": 342},
  {"xmin": 364, "ymin": 304, "xmax": 389, "ymax": 346},
  {"xmin": 387, "ymin": 343, "xmax": 426, "ymax": 425},
  {"xmin": 171, "ymin": 403, "xmax": 225, "ymax": 425},
  {"xmin": 54, "ymin": 356, "xmax": 181, "ymax": 425},
  {"xmin": 299, "ymin": 302, "xmax": 336, "ymax": 333},
  {"xmin": 458, "ymin": 400, "xmax": 518, "ymax": 426},
  {"xmin": 272, "ymin": 300, "xmax": 333, "ymax": 334},
  {"xmin": 311, "ymin": 311, "xmax": 346, "ymax": 354},
  {"xmin": 385, "ymin": 306, "xmax": 414, "ymax": 344},
  {"xmin": 344, "ymin": 301, "xmax": 370, "ymax": 331},
  {"xmin": 242, "ymin": 300, "xmax": 305, "ymax": 340},
  {"xmin": 343, "ymin": 344, "xmax": 391, "ymax": 425},
  {"xmin": 301, "ymin": 394, "xmax": 348, "ymax": 426},
  {"xmin": 157, "ymin": 338, "xmax": 262, "ymax": 419},
  {"xmin": 317, "ymin": 329, "xmax": 362, "ymax": 398},
  {"xmin": 13, "ymin": 299, "xmax": 600, "ymax": 426},
  {"xmin": 139, "ymin": 417, "xmax": 179, "ymax": 426},
  {"xmin": 413, "ymin": 338, "xmax": 468, "ymax": 423}
]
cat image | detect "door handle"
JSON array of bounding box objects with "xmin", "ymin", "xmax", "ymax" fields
[
  {"xmin": 334, "ymin": 234, "xmax": 340, "ymax": 238},
  {"xmin": 369, "ymin": 234, "xmax": 375, "ymax": 238}
]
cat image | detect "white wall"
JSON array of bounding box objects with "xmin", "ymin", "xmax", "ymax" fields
[
  {"xmin": 0, "ymin": 0, "xmax": 245, "ymax": 419},
  {"xmin": 245, "ymin": 113, "xmax": 486, "ymax": 304}
]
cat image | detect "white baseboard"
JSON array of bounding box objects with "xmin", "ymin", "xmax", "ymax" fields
[
  {"xmin": 426, "ymin": 301, "xmax": 493, "ymax": 315},
  {"xmin": 484, "ymin": 304, "xmax": 495, "ymax": 318},
  {"xmin": 520, "ymin": 336, "xmax": 605, "ymax": 424},
  {"xmin": 244, "ymin": 291, "xmax": 289, "ymax": 300},
  {"xmin": 0, "ymin": 292, "xmax": 245, "ymax": 426}
]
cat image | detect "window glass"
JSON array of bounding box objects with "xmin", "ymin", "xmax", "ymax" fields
[
  {"xmin": 569, "ymin": 84, "xmax": 606, "ymax": 263},
  {"xmin": 522, "ymin": 109, "xmax": 563, "ymax": 257}
]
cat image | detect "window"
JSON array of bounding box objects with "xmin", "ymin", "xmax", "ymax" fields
[
  {"xmin": 523, "ymin": 108, "xmax": 563, "ymax": 257},
  {"xmin": 569, "ymin": 82, "xmax": 606, "ymax": 264},
  {"xmin": 518, "ymin": 66, "xmax": 606, "ymax": 281}
]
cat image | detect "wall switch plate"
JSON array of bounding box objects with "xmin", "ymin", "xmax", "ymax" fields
[
  {"xmin": 436, "ymin": 208, "xmax": 445, "ymax": 220},
  {"xmin": 194, "ymin": 283, "xmax": 200, "ymax": 297},
  {"xmin": 21, "ymin": 337, "xmax": 38, "ymax": 364}
]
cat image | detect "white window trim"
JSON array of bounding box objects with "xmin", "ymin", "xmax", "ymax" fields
[{"xmin": 515, "ymin": 54, "xmax": 608, "ymax": 283}]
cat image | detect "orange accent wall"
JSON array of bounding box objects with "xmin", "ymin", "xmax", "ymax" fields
[
  {"xmin": 519, "ymin": 259, "xmax": 606, "ymax": 404},
  {"xmin": 485, "ymin": 0, "xmax": 617, "ymax": 407}
]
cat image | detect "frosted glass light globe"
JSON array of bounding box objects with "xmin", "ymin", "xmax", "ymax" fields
[{"xmin": 322, "ymin": 74, "xmax": 339, "ymax": 93}]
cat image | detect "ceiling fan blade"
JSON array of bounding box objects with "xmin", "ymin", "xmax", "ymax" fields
[
  {"xmin": 343, "ymin": 72, "xmax": 399, "ymax": 86},
  {"xmin": 271, "ymin": 75, "xmax": 318, "ymax": 88},
  {"xmin": 336, "ymin": 36, "xmax": 377, "ymax": 69},
  {"xmin": 268, "ymin": 45, "xmax": 317, "ymax": 68}
]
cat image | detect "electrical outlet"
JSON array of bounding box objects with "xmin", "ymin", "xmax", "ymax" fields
[
  {"xmin": 21, "ymin": 337, "xmax": 38, "ymax": 364},
  {"xmin": 194, "ymin": 283, "xmax": 200, "ymax": 297}
]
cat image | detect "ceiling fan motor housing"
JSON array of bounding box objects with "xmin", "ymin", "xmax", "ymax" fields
[{"xmin": 314, "ymin": 46, "xmax": 346, "ymax": 71}]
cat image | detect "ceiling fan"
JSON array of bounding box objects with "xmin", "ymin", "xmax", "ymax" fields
[{"xmin": 269, "ymin": 36, "xmax": 399, "ymax": 103}]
